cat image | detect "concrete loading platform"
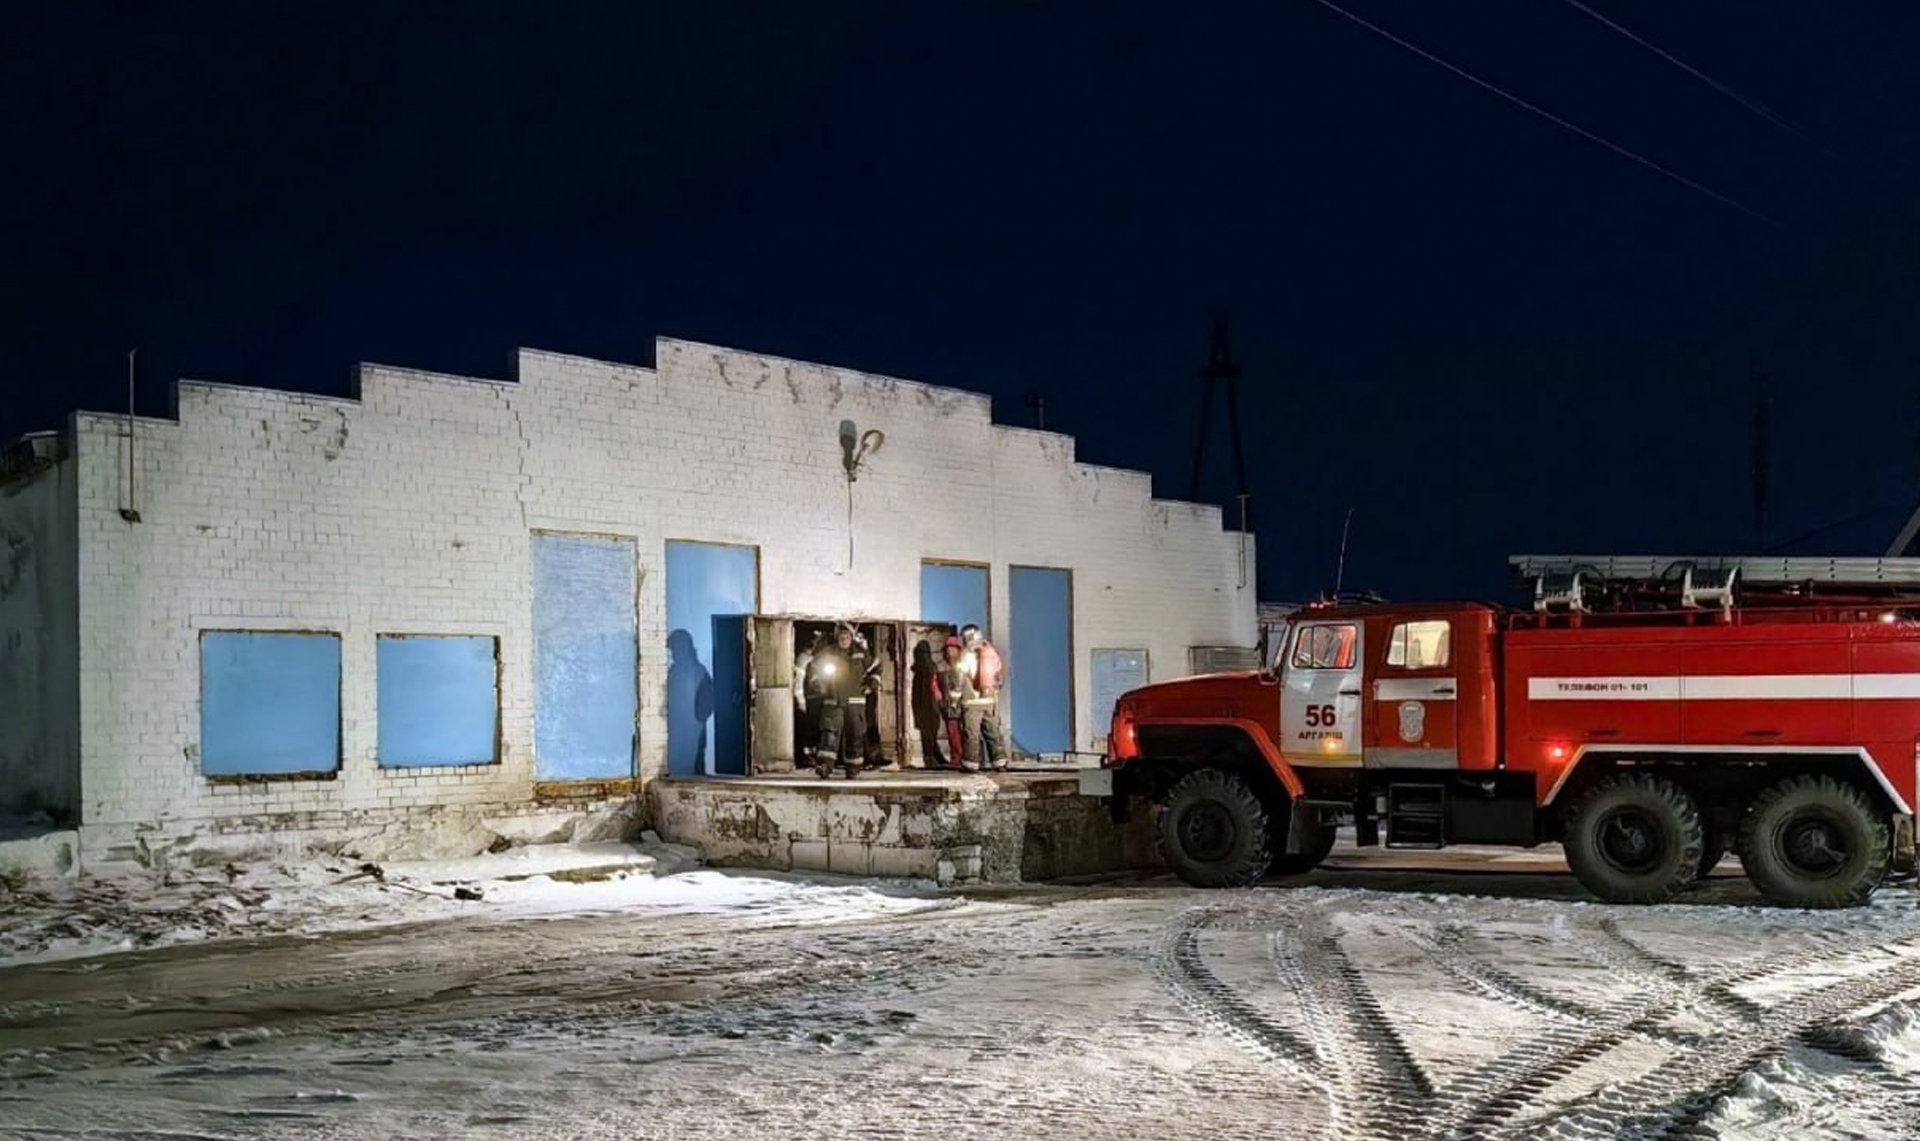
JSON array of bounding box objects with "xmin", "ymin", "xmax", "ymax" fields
[{"xmin": 649, "ymin": 769, "xmax": 1159, "ymax": 886}]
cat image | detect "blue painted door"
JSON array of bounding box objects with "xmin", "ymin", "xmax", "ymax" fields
[
  {"xmin": 533, "ymin": 534, "xmax": 638, "ymax": 781},
  {"xmin": 665, "ymin": 541, "xmax": 758, "ymax": 776},
  {"xmin": 710, "ymin": 615, "xmax": 749, "ymax": 776},
  {"xmin": 1009, "ymin": 566, "xmax": 1073, "ymax": 755},
  {"xmin": 920, "ymin": 562, "xmax": 988, "ymax": 632}
]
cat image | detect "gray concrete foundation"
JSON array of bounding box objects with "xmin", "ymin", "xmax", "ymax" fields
[{"xmin": 648, "ymin": 771, "xmax": 1159, "ymax": 886}]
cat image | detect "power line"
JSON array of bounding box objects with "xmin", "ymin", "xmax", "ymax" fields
[
  {"xmin": 1306, "ymin": 0, "xmax": 1788, "ymax": 234},
  {"xmin": 1557, "ymin": 0, "xmax": 1837, "ymax": 160}
]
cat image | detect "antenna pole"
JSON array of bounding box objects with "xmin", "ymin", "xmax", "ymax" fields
[
  {"xmin": 121, "ymin": 349, "xmax": 141, "ymax": 523},
  {"xmin": 1189, "ymin": 314, "xmax": 1248, "ymax": 523},
  {"xmin": 1333, "ymin": 507, "xmax": 1354, "ymax": 594}
]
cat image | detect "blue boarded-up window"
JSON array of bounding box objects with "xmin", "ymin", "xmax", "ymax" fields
[
  {"xmin": 533, "ymin": 533, "xmax": 639, "ymax": 781},
  {"xmin": 920, "ymin": 561, "xmax": 989, "ymax": 634},
  {"xmin": 200, "ymin": 631, "xmax": 341, "ymax": 777},
  {"xmin": 377, "ymin": 635, "xmax": 499, "ymax": 768},
  {"xmin": 1090, "ymin": 648, "xmax": 1148, "ymax": 749}
]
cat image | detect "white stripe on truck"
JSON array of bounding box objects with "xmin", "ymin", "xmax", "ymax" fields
[{"xmin": 1527, "ymin": 674, "xmax": 1920, "ymax": 701}]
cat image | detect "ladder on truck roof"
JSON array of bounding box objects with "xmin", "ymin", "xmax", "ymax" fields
[{"xmin": 1509, "ymin": 554, "xmax": 1920, "ymax": 615}]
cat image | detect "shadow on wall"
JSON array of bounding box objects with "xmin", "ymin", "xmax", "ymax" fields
[{"xmin": 666, "ymin": 629, "xmax": 714, "ymax": 776}]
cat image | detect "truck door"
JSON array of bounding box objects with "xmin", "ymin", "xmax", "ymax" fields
[
  {"xmin": 1281, "ymin": 620, "xmax": 1363, "ymax": 766},
  {"xmin": 1368, "ymin": 617, "xmax": 1457, "ymax": 768}
]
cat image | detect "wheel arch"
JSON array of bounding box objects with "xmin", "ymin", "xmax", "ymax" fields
[
  {"xmin": 1544, "ymin": 746, "xmax": 1913, "ymax": 823},
  {"xmin": 1129, "ymin": 719, "xmax": 1304, "ymax": 807}
]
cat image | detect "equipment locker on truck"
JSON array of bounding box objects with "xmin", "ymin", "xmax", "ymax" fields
[{"xmin": 1086, "ymin": 555, "xmax": 1920, "ymax": 907}]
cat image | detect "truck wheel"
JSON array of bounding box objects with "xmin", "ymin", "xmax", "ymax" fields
[
  {"xmin": 1158, "ymin": 768, "xmax": 1274, "ymax": 888},
  {"xmin": 1562, "ymin": 773, "xmax": 1705, "ymax": 904},
  {"xmin": 1737, "ymin": 775, "xmax": 1890, "ymax": 909},
  {"xmin": 1270, "ymin": 813, "xmax": 1337, "ymax": 877}
]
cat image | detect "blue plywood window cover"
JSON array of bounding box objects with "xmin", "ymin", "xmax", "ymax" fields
[
  {"xmin": 665, "ymin": 540, "xmax": 759, "ymax": 776},
  {"xmin": 920, "ymin": 562, "xmax": 989, "ymax": 633},
  {"xmin": 377, "ymin": 635, "xmax": 499, "ymax": 768},
  {"xmin": 200, "ymin": 631, "xmax": 341, "ymax": 777},
  {"xmin": 1009, "ymin": 566, "xmax": 1073, "ymax": 755},
  {"xmin": 1091, "ymin": 649, "xmax": 1148, "ymax": 745},
  {"xmin": 533, "ymin": 533, "xmax": 639, "ymax": 781}
]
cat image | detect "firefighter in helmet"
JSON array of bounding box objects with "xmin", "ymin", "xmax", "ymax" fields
[
  {"xmin": 960, "ymin": 624, "xmax": 1010, "ymax": 770},
  {"xmin": 938, "ymin": 635, "xmax": 979, "ymax": 771},
  {"xmin": 807, "ymin": 622, "xmax": 873, "ymax": 780}
]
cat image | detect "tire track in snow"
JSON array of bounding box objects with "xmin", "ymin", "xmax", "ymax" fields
[
  {"xmin": 1529, "ymin": 944, "xmax": 1920, "ymax": 1141},
  {"xmin": 1148, "ymin": 906, "xmax": 1317, "ymax": 1067},
  {"xmin": 1419, "ymin": 924, "xmax": 1593, "ymax": 1027},
  {"xmin": 1279, "ymin": 918, "xmax": 1435, "ymax": 1140},
  {"xmin": 1156, "ymin": 893, "xmax": 1920, "ymax": 1141},
  {"xmin": 1438, "ymin": 919, "xmax": 1920, "ymax": 1140}
]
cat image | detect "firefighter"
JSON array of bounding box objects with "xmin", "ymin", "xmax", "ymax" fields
[
  {"xmin": 807, "ymin": 623, "xmax": 871, "ymax": 780},
  {"xmin": 938, "ymin": 635, "xmax": 978, "ymax": 771},
  {"xmin": 909, "ymin": 637, "xmax": 948, "ymax": 769},
  {"xmin": 960, "ymin": 624, "xmax": 1010, "ymax": 770}
]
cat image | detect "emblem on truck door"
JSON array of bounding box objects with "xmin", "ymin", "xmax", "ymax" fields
[{"xmin": 1398, "ymin": 700, "xmax": 1426, "ymax": 743}]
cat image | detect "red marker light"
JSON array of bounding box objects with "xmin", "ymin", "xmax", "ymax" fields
[{"xmin": 1548, "ymin": 745, "xmax": 1568, "ymax": 760}]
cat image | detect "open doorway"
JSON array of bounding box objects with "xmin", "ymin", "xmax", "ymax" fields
[
  {"xmin": 720, "ymin": 615, "xmax": 956, "ymax": 776},
  {"xmin": 790, "ymin": 618, "xmax": 904, "ymax": 774}
]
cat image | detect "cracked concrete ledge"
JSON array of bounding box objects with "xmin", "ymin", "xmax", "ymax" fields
[{"xmin": 648, "ymin": 774, "xmax": 1157, "ymax": 886}]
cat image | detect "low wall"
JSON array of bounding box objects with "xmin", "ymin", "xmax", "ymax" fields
[
  {"xmin": 648, "ymin": 773, "xmax": 1158, "ymax": 886},
  {"xmin": 75, "ymin": 796, "xmax": 644, "ymax": 873}
]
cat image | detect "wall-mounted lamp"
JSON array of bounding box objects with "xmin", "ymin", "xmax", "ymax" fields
[
  {"xmin": 838, "ymin": 421, "xmax": 886, "ymax": 573},
  {"xmin": 843, "ymin": 425, "xmax": 885, "ymax": 481}
]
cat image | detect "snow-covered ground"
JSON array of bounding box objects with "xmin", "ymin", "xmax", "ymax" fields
[
  {"xmin": 2, "ymin": 851, "xmax": 1918, "ymax": 1140},
  {"xmin": 0, "ymin": 835, "xmax": 951, "ymax": 967}
]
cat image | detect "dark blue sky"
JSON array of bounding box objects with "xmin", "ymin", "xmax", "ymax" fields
[{"xmin": 8, "ymin": 2, "xmax": 1920, "ymax": 602}]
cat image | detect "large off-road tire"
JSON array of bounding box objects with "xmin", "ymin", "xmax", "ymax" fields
[
  {"xmin": 1737, "ymin": 775, "xmax": 1890, "ymax": 909},
  {"xmin": 1562, "ymin": 772, "xmax": 1705, "ymax": 904},
  {"xmin": 1158, "ymin": 768, "xmax": 1275, "ymax": 888},
  {"xmin": 1270, "ymin": 813, "xmax": 1337, "ymax": 877}
]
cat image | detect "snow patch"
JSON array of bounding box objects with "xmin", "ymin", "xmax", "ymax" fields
[
  {"xmin": 1707, "ymin": 1002, "xmax": 1920, "ymax": 1139},
  {"xmin": 0, "ymin": 836, "xmax": 949, "ymax": 968}
]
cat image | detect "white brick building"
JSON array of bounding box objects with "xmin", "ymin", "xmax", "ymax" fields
[{"xmin": 0, "ymin": 338, "xmax": 1256, "ymax": 863}]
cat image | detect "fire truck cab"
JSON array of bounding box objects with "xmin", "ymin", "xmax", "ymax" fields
[{"xmin": 1092, "ymin": 555, "xmax": 1920, "ymax": 908}]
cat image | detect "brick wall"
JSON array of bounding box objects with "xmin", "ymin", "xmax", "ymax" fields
[{"xmin": 69, "ymin": 337, "xmax": 1255, "ymax": 835}]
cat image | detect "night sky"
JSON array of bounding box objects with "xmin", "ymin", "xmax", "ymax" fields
[{"xmin": 9, "ymin": 2, "xmax": 1920, "ymax": 603}]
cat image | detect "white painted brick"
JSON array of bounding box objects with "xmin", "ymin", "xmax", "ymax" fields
[{"xmin": 31, "ymin": 337, "xmax": 1254, "ymax": 835}]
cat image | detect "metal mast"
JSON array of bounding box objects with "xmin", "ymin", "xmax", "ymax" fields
[{"xmin": 1187, "ymin": 314, "xmax": 1251, "ymax": 531}]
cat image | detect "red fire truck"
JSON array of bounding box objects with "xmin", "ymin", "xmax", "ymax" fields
[{"xmin": 1085, "ymin": 556, "xmax": 1920, "ymax": 908}]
